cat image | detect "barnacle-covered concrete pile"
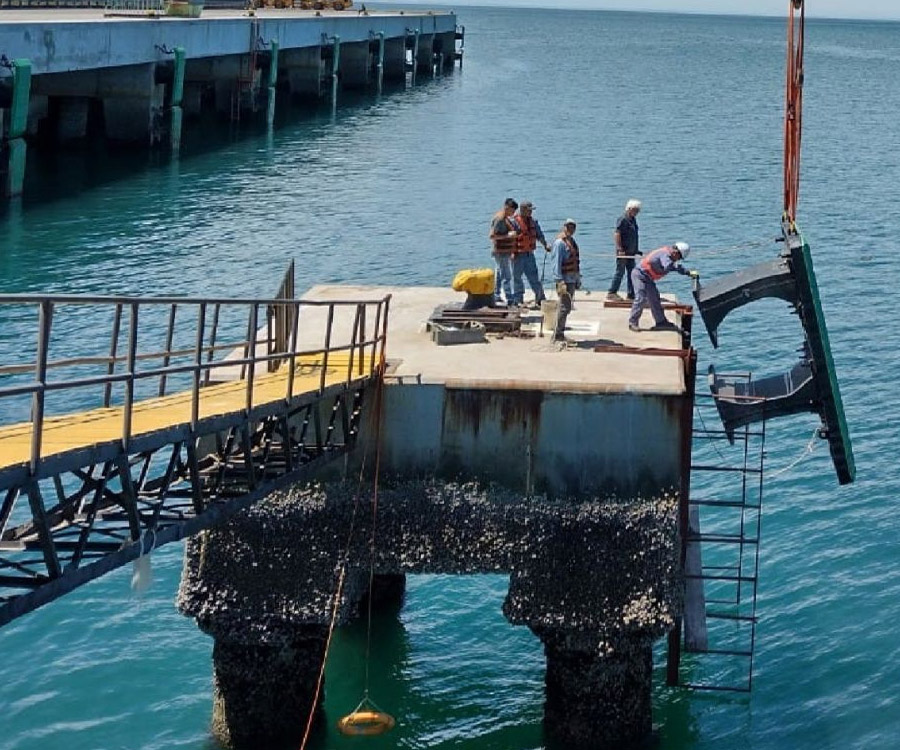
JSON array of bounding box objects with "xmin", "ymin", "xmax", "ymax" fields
[{"xmin": 178, "ymin": 480, "xmax": 682, "ymax": 749}]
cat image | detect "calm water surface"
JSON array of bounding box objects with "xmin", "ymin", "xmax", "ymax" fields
[{"xmin": 0, "ymin": 5, "xmax": 897, "ymax": 749}]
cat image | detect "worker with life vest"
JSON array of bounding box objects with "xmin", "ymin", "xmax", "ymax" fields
[
  {"xmin": 489, "ymin": 197, "xmax": 519, "ymax": 307},
  {"xmin": 551, "ymin": 219, "xmax": 581, "ymax": 342},
  {"xmin": 628, "ymin": 241, "xmax": 699, "ymax": 332},
  {"xmin": 510, "ymin": 201, "xmax": 550, "ymax": 308}
]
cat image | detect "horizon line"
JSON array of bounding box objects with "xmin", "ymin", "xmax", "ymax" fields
[{"xmin": 370, "ymin": 0, "xmax": 900, "ymax": 23}]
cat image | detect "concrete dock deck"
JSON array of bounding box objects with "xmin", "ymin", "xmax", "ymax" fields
[
  {"xmin": 300, "ymin": 284, "xmax": 694, "ymax": 497},
  {"xmin": 301, "ymin": 284, "xmax": 690, "ymax": 395}
]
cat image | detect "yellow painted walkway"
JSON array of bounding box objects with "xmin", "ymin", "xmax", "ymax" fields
[{"xmin": 0, "ymin": 354, "xmax": 359, "ymax": 472}]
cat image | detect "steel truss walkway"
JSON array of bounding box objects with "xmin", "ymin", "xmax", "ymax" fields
[{"xmin": 0, "ymin": 266, "xmax": 390, "ymax": 626}]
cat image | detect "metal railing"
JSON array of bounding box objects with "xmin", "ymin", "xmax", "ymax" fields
[{"xmin": 0, "ymin": 290, "xmax": 391, "ymax": 479}]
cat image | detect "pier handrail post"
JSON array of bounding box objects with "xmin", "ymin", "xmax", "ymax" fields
[
  {"xmin": 121, "ymin": 302, "xmax": 139, "ymax": 452},
  {"xmin": 205, "ymin": 303, "xmax": 220, "ymax": 385},
  {"xmin": 104, "ymin": 303, "xmax": 123, "ymax": 407},
  {"xmin": 191, "ymin": 302, "xmax": 206, "ymax": 431},
  {"xmin": 29, "ymin": 300, "xmax": 53, "ymax": 475},
  {"xmin": 159, "ymin": 303, "xmax": 177, "ymax": 396},
  {"xmin": 347, "ymin": 304, "xmax": 361, "ymax": 386},
  {"xmin": 245, "ymin": 303, "xmax": 258, "ymax": 414},
  {"xmin": 370, "ymin": 299, "xmax": 383, "ymax": 376},
  {"xmin": 285, "ymin": 300, "xmax": 300, "ymax": 403},
  {"xmin": 358, "ymin": 303, "xmax": 366, "ymax": 376},
  {"xmin": 379, "ymin": 295, "xmax": 391, "ymax": 372},
  {"xmin": 319, "ymin": 304, "xmax": 335, "ymax": 395}
]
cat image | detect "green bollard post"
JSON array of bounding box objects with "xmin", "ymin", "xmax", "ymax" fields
[
  {"xmin": 332, "ymin": 36, "xmax": 341, "ymax": 102},
  {"xmin": 170, "ymin": 47, "xmax": 186, "ymax": 152},
  {"xmin": 267, "ymin": 40, "xmax": 279, "ymax": 126},
  {"xmin": 377, "ymin": 32, "xmax": 385, "ymax": 94},
  {"xmin": 4, "ymin": 59, "xmax": 31, "ymax": 198}
]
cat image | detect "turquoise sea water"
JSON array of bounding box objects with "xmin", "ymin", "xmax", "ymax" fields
[{"xmin": 1, "ymin": 5, "xmax": 898, "ymax": 749}]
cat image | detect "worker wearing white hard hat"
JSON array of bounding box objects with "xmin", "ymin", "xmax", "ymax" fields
[{"xmin": 628, "ymin": 241, "xmax": 698, "ymax": 332}]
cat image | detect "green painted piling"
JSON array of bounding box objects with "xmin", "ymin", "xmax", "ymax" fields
[
  {"xmin": 4, "ymin": 59, "xmax": 31, "ymax": 197},
  {"xmin": 377, "ymin": 32, "xmax": 385, "ymax": 93},
  {"xmin": 170, "ymin": 47, "xmax": 186, "ymax": 152}
]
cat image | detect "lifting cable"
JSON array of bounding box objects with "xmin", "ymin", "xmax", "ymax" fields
[
  {"xmin": 783, "ymin": 0, "xmax": 805, "ymax": 224},
  {"xmin": 297, "ymin": 349, "xmax": 393, "ymax": 750}
]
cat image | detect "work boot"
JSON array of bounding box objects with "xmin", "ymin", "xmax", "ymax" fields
[
  {"xmin": 650, "ymin": 320, "xmax": 678, "ymax": 331},
  {"xmin": 606, "ymin": 292, "xmax": 623, "ymax": 301},
  {"xmin": 628, "ymin": 323, "xmax": 641, "ymax": 333}
]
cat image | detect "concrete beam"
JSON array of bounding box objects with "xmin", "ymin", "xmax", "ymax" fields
[
  {"xmin": 54, "ymin": 96, "xmax": 89, "ymax": 142},
  {"xmin": 340, "ymin": 40, "xmax": 371, "ymax": 90},
  {"xmin": 383, "ymin": 37, "xmax": 406, "ymax": 81},
  {"xmin": 281, "ymin": 46, "xmax": 325, "ymax": 99},
  {"xmin": 103, "ymin": 81, "xmax": 165, "ymax": 144},
  {"xmin": 179, "ymin": 481, "xmax": 681, "ymax": 749},
  {"xmin": 415, "ymin": 33, "xmax": 435, "ymax": 75},
  {"xmin": 0, "ymin": 13, "xmax": 457, "ymax": 77}
]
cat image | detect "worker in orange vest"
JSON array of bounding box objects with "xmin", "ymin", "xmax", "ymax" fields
[
  {"xmin": 510, "ymin": 201, "xmax": 550, "ymax": 307},
  {"xmin": 628, "ymin": 242, "xmax": 699, "ymax": 332},
  {"xmin": 551, "ymin": 219, "xmax": 581, "ymax": 342}
]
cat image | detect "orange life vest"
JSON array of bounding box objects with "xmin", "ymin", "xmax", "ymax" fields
[
  {"xmin": 513, "ymin": 214, "xmax": 538, "ymax": 252},
  {"xmin": 559, "ymin": 235, "xmax": 580, "ymax": 275},
  {"xmin": 640, "ymin": 246, "xmax": 674, "ymax": 281},
  {"xmin": 490, "ymin": 211, "xmax": 517, "ymax": 254}
]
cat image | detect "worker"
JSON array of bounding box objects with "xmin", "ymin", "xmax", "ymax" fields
[
  {"xmin": 490, "ymin": 197, "xmax": 519, "ymax": 307},
  {"xmin": 510, "ymin": 201, "xmax": 550, "ymax": 308},
  {"xmin": 551, "ymin": 219, "xmax": 581, "ymax": 342},
  {"xmin": 628, "ymin": 241, "xmax": 699, "ymax": 332},
  {"xmin": 606, "ymin": 198, "xmax": 642, "ymax": 301}
]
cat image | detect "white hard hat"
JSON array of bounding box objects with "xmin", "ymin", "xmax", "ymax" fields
[
  {"xmin": 564, "ymin": 218, "xmax": 577, "ymax": 226},
  {"xmin": 674, "ymin": 241, "xmax": 690, "ymax": 259}
]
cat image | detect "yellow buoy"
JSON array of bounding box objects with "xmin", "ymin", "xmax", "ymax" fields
[
  {"xmin": 337, "ymin": 709, "xmax": 396, "ymax": 736},
  {"xmin": 337, "ymin": 696, "xmax": 396, "ymax": 737}
]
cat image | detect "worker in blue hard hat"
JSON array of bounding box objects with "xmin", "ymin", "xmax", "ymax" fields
[{"xmin": 628, "ymin": 241, "xmax": 698, "ymax": 332}]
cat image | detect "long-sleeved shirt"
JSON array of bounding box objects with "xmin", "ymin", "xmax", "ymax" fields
[
  {"xmin": 641, "ymin": 247, "xmax": 689, "ymax": 280},
  {"xmin": 552, "ymin": 236, "xmax": 580, "ymax": 283}
]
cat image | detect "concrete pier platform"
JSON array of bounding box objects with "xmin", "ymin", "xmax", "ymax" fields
[
  {"xmin": 179, "ymin": 283, "xmax": 695, "ymax": 749},
  {"xmin": 300, "ymin": 284, "xmax": 694, "ymax": 498}
]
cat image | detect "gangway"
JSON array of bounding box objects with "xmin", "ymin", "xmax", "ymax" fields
[{"xmin": 0, "ymin": 265, "xmax": 390, "ymax": 626}]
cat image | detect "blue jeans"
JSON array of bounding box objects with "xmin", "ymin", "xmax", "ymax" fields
[
  {"xmin": 493, "ymin": 253, "xmax": 514, "ymax": 305},
  {"xmin": 608, "ymin": 257, "xmax": 636, "ymax": 297},
  {"xmin": 629, "ymin": 268, "xmax": 667, "ymax": 327},
  {"xmin": 512, "ymin": 252, "xmax": 546, "ymax": 304}
]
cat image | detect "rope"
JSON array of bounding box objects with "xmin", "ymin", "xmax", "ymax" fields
[
  {"xmin": 363, "ymin": 350, "xmax": 387, "ymax": 700},
  {"xmin": 297, "ymin": 348, "xmax": 389, "ymax": 749},
  {"xmin": 767, "ymin": 427, "xmax": 819, "ymax": 479},
  {"xmin": 298, "ymin": 565, "xmax": 347, "ymax": 750}
]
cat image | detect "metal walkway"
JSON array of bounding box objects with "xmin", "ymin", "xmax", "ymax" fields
[{"xmin": 0, "ymin": 265, "xmax": 390, "ymax": 626}]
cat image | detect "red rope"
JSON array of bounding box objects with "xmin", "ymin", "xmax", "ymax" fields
[{"xmin": 783, "ymin": 0, "xmax": 805, "ymax": 223}]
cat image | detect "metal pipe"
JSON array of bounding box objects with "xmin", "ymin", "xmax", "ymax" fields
[
  {"xmin": 245, "ymin": 304, "xmax": 258, "ymax": 413},
  {"xmin": 158, "ymin": 303, "xmax": 177, "ymax": 396},
  {"xmin": 104, "ymin": 304, "xmax": 122, "ymax": 407},
  {"xmin": 191, "ymin": 303, "xmax": 206, "ymax": 431},
  {"xmin": 319, "ymin": 304, "xmax": 335, "ymax": 394},
  {"xmin": 29, "ymin": 301, "xmax": 52, "ymax": 474},
  {"xmin": 121, "ymin": 303, "xmax": 139, "ymax": 451}
]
